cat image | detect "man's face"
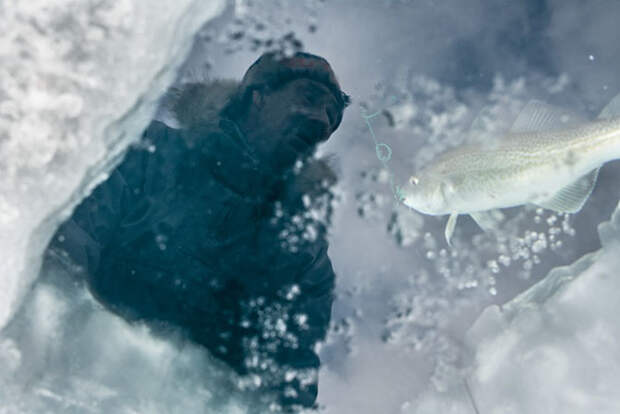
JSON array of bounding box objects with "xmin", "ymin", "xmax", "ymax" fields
[{"xmin": 244, "ymin": 78, "xmax": 342, "ymax": 170}]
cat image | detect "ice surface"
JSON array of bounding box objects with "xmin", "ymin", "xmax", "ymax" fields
[
  {"xmin": 0, "ymin": 0, "xmax": 225, "ymax": 331},
  {"xmin": 411, "ymin": 203, "xmax": 620, "ymax": 413},
  {"xmin": 466, "ymin": 203, "xmax": 620, "ymax": 413}
]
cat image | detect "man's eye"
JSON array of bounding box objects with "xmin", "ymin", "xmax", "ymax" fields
[{"xmin": 303, "ymin": 92, "xmax": 317, "ymax": 104}]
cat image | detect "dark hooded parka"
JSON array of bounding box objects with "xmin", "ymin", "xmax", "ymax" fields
[{"xmin": 44, "ymin": 52, "xmax": 348, "ymax": 410}]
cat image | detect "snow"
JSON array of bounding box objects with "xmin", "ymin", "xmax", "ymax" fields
[
  {"xmin": 0, "ymin": 266, "xmax": 253, "ymax": 413},
  {"xmin": 0, "ymin": 0, "xmax": 225, "ymax": 331}
]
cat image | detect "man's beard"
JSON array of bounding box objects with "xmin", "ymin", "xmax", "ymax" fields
[
  {"xmin": 271, "ymin": 132, "xmax": 316, "ymax": 172},
  {"xmin": 283, "ymin": 116, "xmax": 328, "ymax": 155}
]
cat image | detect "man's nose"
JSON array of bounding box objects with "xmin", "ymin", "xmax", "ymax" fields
[
  {"xmin": 298, "ymin": 107, "xmax": 331, "ymax": 139},
  {"xmin": 302, "ymin": 117, "xmax": 330, "ymax": 144}
]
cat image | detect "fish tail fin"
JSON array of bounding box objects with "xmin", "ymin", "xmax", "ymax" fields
[{"xmin": 597, "ymin": 92, "xmax": 620, "ymax": 162}]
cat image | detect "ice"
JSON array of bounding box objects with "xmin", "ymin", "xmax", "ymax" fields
[
  {"xmin": 315, "ymin": 68, "xmax": 604, "ymax": 412},
  {"xmin": 0, "ymin": 1, "xmax": 272, "ymax": 412},
  {"xmin": 0, "ymin": 265, "xmax": 254, "ymax": 413},
  {"xmin": 4, "ymin": 1, "xmax": 620, "ymax": 412},
  {"xmin": 411, "ymin": 203, "xmax": 620, "ymax": 413},
  {"xmin": 194, "ymin": 2, "xmax": 620, "ymax": 413},
  {"xmin": 470, "ymin": 203, "xmax": 620, "ymax": 412},
  {"xmin": 0, "ymin": 0, "xmax": 225, "ymax": 331}
]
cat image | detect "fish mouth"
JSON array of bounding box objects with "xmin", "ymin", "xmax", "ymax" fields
[{"xmin": 401, "ymin": 195, "xmax": 419, "ymax": 212}]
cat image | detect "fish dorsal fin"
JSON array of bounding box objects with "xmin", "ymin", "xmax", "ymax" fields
[
  {"xmin": 535, "ymin": 168, "xmax": 600, "ymax": 213},
  {"xmin": 510, "ymin": 100, "xmax": 586, "ymax": 133},
  {"xmin": 598, "ymin": 93, "xmax": 620, "ymax": 119},
  {"xmin": 445, "ymin": 213, "xmax": 458, "ymax": 246}
]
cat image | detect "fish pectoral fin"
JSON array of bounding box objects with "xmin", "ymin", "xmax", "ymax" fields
[
  {"xmin": 469, "ymin": 210, "xmax": 503, "ymax": 232},
  {"xmin": 445, "ymin": 213, "xmax": 458, "ymax": 247},
  {"xmin": 535, "ymin": 168, "xmax": 600, "ymax": 213},
  {"xmin": 510, "ymin": 100, "xmax": 586, "ymax": 133},
  {"xmin": 598, "ymin": 93, "xmax": 620, "ymax": 119}
]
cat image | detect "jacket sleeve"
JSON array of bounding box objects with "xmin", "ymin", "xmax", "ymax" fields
[
  {"xmin": 48, "ymin": 127, "xmax": 156, "ymax": 276},
  {"xmin": 51, "ymin": 169, "xmax": 128, "ymax": 275}
]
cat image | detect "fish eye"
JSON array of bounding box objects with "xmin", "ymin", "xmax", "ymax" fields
[{"xmin": 409, "ymin": 176, "xmax": 419, "ymax": 185}]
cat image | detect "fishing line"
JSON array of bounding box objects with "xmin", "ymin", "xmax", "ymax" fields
[
  {"xmin": 464, "ymin": 378, "xmax": 481, "ymax": 414},
  {"xmin": 364, "ymin": 104, "xmax": 484, "ymax": 414},
  {"xmin": 361, "ymin": 107, "xmax": 404, "ymax": 202}
]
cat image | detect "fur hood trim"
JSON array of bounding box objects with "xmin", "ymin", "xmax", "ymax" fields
[{"xmin": 163, "ymin": 79, "xmax": 239, "ymax": 128}]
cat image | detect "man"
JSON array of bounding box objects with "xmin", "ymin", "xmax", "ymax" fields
[{"xmin": 45, "ymin": 52, "xmax": 349, "ymax": 410}]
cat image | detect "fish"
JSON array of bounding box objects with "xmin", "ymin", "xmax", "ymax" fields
[{"xmin": 401, "ymin": 94, "xmax": 620, "ymax": 246}]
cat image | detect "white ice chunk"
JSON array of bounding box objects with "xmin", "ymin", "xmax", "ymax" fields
[
  {"xmin": 0, "ymin": 0, "xmax": 225, "ymax": 330},
  {"xmin": 464, "ymin": 204, "xmax": 620, "ymax": 413},
  {"xmin": 414, "ymin": 202, "xmax": 620, "ymax": 413}
]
